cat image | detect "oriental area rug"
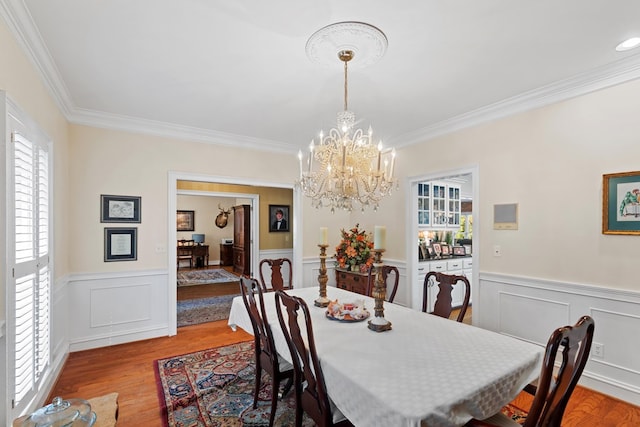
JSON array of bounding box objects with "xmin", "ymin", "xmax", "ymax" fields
[
  {"xmin": 178, "ymin": 269, "xmax": 240, "ymax": 287},
  {"xmin": 155, "ymin": 341, "xmax": 529, "ymax": 427},
  {"xmin": 177, "ymin": 294, "xmax": 238, "ymax": 327}
]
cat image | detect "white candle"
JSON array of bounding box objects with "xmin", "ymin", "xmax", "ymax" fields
[
  {"xmin": 374, "ymin": 225, "xmax": 386, "ymax": 250},
  {"xmin": 298, "ymin": 150, "xmax": 303, "ymax": 178},
  {"xmin": 389, "ymin": 149, "xmax": 396, "ymax": 178},
  {"xmin": 320, "ymin": 227, "xmax": 328, "ymax": 245}
]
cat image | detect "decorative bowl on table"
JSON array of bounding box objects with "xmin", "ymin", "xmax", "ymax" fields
[{"xmin": 326, "ymin": 299, "xmax": 370, "ymax": 322}]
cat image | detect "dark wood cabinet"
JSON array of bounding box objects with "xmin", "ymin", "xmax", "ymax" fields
[
  {"xmin": 233, "ymin": 204, "xmax": 251, "ymax": 276},
  {"xmin": 219, "ymin": 243, "xmax": 233, "ymax": 266},
  {"xmin": 335, "ymin": 269, "xmax": 370, "ymax": 296}
]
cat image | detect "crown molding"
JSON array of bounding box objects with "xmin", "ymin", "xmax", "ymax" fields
[
  {"xmin": 391, "ymin": 53, "xmax": 640, "ymax": 148},
  {"xmin": 71, "ymin": 108, "xmax": 295, "ymax": 153},
  {"xmin": 0, "ymin": 0, "xmax": 75, "ymax": 118}
]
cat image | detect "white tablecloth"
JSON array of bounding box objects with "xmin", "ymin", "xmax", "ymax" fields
[{"xmin": 228, "ymin": 287, "xmax": 543, "ymax": 427}]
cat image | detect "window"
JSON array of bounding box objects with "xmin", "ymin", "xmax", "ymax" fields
[{"xmin": 4, "ymin": 95, "xmax": 52, "ymax": 418}]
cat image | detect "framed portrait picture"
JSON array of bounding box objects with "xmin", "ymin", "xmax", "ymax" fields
[
  {"xmin": 432, "ymin": 243, "xmax": 442, "ymax": 256},
  {"xmin": 441, "ymin": 244, "xmax": 451, "ymax": 256},
  {"xmin": 269, "ymin": 205, "xmax": 289, "ymax": 232},
  {"xmin": 427, "ymin": 246, "xmax": 435, "ymax": 257},
  {"xmin": 101, "ymin": 195, "xmax": 141, "ymax": 223},
  {"xmin": 603, "ymin": 171, "xmax": 640, "ymax": 235},
  {"xmin": 104, "ymin": 227, "xmax": 137, "ymax": 262},
  {"xmin": 419, "ymin": 243, "xmax": 429, "ymax": 260},
  {"xmin": 177, "ymin": 210, "xmax": 195, "ymax": 231}
]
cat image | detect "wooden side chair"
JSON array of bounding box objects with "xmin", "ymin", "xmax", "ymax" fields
[
  {"xmin": 465, "ymin": 315, "xmax": 595, "ymax": 427},
  {"xmin": 274, "ymin": 290, "xmax": 353, "ymax": 427},
  {"xmin": 176, "ymin": 239, "xmax": 194, "ymax": 269},
  {"xmin": 366, "ymin": 265, "xmax": 400, "ymax": 303},
  {"xmin": 422, "ymin": 271, "xmax": 471, "ymax": 322},
  {"xmin": 239, "ymin": 277, "xmax": 294, "ymax": 427},
  {"xmin": 259, "ymin": 258, "xmax": 293, "ymax": 291}
]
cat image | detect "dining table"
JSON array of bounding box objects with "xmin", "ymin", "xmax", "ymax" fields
[{"xmin": 228, "ymin": 286, "xmax": 543, "ymax": 427}]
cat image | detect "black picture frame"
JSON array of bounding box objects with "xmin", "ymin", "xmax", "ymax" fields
[
  {"xmin": 269, "ymin": 205, "xmax": 290, "ymax": 232},
  {"xmin": 441, "ymin": 243, "xmax": 451, "ymax": 256},
  {"xmin": 104, "ymin": 227, "xmax": 137, "ymax": 262},
  {"xmin": 602, "ymin": 171, "xmax": 640, "ymax": 235},
  {"xmin": 452, "ymin": 246, "xmax": 466, "ymax": 256},
  {"xmin": 101, "ymin": 195, "xmax": 141, "ymax": 223},
  {"xmin": 177, "ymin": 210, "xmax": 195, "ymax": 231},
  {"xmin": 419, "ymin": 243, "xmax": 430, "ymax": 260}
]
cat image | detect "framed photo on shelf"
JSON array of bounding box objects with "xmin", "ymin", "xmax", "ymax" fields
[
  {"xmin": 432, "ymin": 243, "xmax": 442, "ymax": 257},
  {"xmin": 441, "ymin": 244, "xmax": 451, "ymax": 256},
  {"xmin": 269, "ymin": 205, "xmax": 290, "ymax": 232},
  {"xmin": 452, "ymin": 246, "xmax": 466, "ymax": 256},
  {"xmin": 419, "ymin": 243, "xmax": 429, "ymax": 260},
  {"xmin": 100, "ymin": 195, "xmax": 141, "ymax": 223},
  {"xmin": 177, "ymin": 210, "xmax": 195, "ymax": 231},
  {"xmin": 603, "ymin": 171, "xmax": 640, "ymax": 235},
  {"xmin": 104, "ymin": 227, "xmax": 137, "ymax": 262},
  {"xmin": 427, "ymin": 246, "xmax": 435, "ymax": 257}
]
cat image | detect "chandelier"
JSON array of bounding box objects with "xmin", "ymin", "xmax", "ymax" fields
[{"xmin": 297, "ymin": 22, "xmax": 397, "ymax": 212}]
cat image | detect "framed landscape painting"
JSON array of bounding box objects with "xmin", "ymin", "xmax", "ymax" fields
[
  {"xmin": 603, "ymin": 171, "xmax": 640, "ymax": 235},
  {"xmin": 101, "ymin": 195, "xmax": 141, "ymax": 223},
  {"xmin": 177, "ymin": 210, "xmax": 195, "ymax": 231}
]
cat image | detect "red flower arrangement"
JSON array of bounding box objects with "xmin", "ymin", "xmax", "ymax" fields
[{"xmin": 334, "ymin": 224, "xmax": 374, "ymax": 272}]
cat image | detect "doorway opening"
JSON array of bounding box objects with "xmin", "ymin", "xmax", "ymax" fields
[
  {"xmin": 167, "ymin": 171, "xmax": 301, "ymax": 335},
  {"xmin": 407, "ymin": 166, "xmax": 478, "ymax": 323}
]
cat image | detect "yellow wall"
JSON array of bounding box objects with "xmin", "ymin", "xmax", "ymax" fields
[
  {"xmin": 397, "ymin": 80, "xmax": 640, "ymax": 291},
  {"xmin": 177, "ymin": 181, "xmax": 293, "ymax": 250}
]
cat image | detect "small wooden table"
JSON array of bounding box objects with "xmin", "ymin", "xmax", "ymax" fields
[{"xmin": 335, "ymin": 268, "xmax": 370, "ymax": 295}]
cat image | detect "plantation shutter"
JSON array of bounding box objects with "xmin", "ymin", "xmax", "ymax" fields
[{"xmin": 7, "ymin": 106, "xmax": 51, "ymax": 416}]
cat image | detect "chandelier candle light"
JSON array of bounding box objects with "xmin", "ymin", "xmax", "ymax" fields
[
  {"xmin": 368, "ymin": 225, "xmax": 392, "ymax": 332},
  {"xmin": 298, "ymin": 22, "xmax": 397, "ymax": 212},
  {"xmin": 315, "ymin": 227, "xmax": 330, "ymax": 307}
]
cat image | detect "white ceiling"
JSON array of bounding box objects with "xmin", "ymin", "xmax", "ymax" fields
[{"xmin": 3, "ymin": 0, "xmax": 640, "ymax": 154}]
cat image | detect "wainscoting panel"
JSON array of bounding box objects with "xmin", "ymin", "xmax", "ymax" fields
[
  {"xmin": 499, "ymin": 292, "xmax": 570, "ymax": 345},
  {"xmin": 67, "ymin": 269, "xmax": 169, "ymax": 351},
  {"xmin": 90, "ymin": 283, "xmax": 152, "ymax": 327},
  {"xmin": 479, "ymin": 273, "xmax": 640, "ymax": 405}
]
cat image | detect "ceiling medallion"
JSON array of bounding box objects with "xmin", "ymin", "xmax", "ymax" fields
[{"xmin": 305, "ymin": 21, "xmax": 388, "ymax": 69}]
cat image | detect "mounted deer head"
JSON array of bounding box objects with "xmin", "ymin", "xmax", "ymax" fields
[{"xmin": 215, "ymin": 204, "xmax": 231, "ymax": 228}]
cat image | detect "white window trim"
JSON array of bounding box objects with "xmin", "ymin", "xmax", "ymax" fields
[{"xmin": 2, "ymin": 92, "xmax": 54, "ymax": 423}]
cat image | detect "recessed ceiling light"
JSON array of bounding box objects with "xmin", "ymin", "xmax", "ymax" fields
[{"xmin": 615, "ymin": 37, "xmax": 640, "ymax": 52}]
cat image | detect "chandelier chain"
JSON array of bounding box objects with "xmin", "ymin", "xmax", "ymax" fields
[{"xmin": 344, "ymin": 58, "xmax": 348, "ymax": 112}]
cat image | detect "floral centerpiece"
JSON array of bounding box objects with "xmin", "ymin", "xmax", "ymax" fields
[{"xmin": 334, "ymin": 224, "xmax": 374, "ymax": 273}]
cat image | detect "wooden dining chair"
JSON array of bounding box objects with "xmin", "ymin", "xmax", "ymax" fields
[
  {"xmin": 366, "ymin": 265, "xmax": 400, "ymax": 303},
  {"xmin": 259, "ymin": 258, "xmax": 293, "ymax": 291},
  {"xmin": 274, "ymin": 290, "xmax": 353, "ymax": 427},
  {"xmin": 239, "ymin": 277, "xmax": 294, "ymax": 427},
  {"xmin": 465, "ymin": 315, "xmax": 595, "ymax": 427},
  {"xmin": 422, "ymin": 271, "xmax": 471, "ymax": 322}
]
